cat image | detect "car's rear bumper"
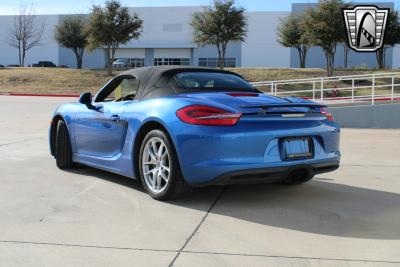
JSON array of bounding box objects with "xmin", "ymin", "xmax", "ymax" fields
[
  {"xmin": 192, "ymin": 160, "xmax": 339, "ymax": 186},
  {"xmin": 172, "ymin": 117, "xmax": 341, "ymax": 185}
]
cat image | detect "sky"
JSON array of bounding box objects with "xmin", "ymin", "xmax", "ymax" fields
[{"xmin": 0, "ymin": 0, "xmax": 399, "ymax": 15}]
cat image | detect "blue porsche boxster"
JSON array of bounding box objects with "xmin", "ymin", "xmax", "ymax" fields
[{"xmin": 49, "ymin": 66, "xmax": 340, "ymax": 200}]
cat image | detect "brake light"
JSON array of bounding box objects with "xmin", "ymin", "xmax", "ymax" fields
[
  {"xmin": 227, "ymin": 92, "xmax": 258, "ymax": 97},
  {"xmin": 320, "ymin": 108, "xmax": 334, "ymax": 122},
  {"xmin": 176, "ymin": 105, "xmax": 241, "ymax": 126}
]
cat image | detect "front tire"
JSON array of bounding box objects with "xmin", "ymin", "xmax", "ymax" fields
[
  {"xmin": 139, "ymin": 130, "xmax": 192, "ymax": 200},
  {"xmin": 55, "ymin": 120, "xmax": 74, "ymax": 169}
]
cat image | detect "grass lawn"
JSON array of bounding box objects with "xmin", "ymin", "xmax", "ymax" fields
[
  {"xmin": 0, "ymin": 68, "xmax": 119, "ymax": 95},
  {"xmin": 0, "ymin": 67, "xmax": 399, "ymax": 95},
  {"xmin": 228, "ymin": 68, "xmax": 400, "ymax": 82}
]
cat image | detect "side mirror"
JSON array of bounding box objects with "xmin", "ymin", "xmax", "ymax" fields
[{"xmin": 79, "ymin": 92, "xmax": 93, "ymax": 108}]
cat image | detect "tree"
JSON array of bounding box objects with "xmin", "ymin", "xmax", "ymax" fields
[
  {"xmin": 376, "ymin": 10, "xmax": 400, "ymax": 69},
  {"xmin": 303, "ymin": 0, "xmax": 346, "ymax": 76},
  {"xmin": 341, "ymin": 42, "xmax": 350, "ymax": 68},
  {"xmin": 7, "ymin": 5, "xmax": 45, "ymax": 67},
  {"xmin": 87, "ymin": 0, "xmax": 143, "ymax": 75},
  {"xmin": 191, "ymin": 0, "xmax": 247, "ymax": 69},
  {"xmin": 55, "ymin": 16, "xmax": 88, "ymax": 69},
  {"xmin": 277, "ymin": 14, "xmax": 309, "ymax": 68}
]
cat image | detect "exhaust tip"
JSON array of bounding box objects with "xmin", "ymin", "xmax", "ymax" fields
[{"xmin": 284, "ymin": 168, "xmax": 313, "ymax": 185}]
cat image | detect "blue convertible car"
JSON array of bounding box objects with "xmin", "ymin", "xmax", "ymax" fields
[{"xmin": 50, "ymin": 66, "xmax": 340, "ymax": 200}]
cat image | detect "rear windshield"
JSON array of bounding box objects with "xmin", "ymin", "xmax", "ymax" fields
[{"xmin": 173, "ymin": 72, "xmax": 257, "ymax": 91}]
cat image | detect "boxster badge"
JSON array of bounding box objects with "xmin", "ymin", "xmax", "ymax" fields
[{"xmin": 343, "ymin": 5, "xmax": 389, "ymax": 52}]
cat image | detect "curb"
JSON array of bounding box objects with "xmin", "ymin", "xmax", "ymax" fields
[{"xmin": 0, "ymin": 92, "xmax": 79, "ymax": 98}]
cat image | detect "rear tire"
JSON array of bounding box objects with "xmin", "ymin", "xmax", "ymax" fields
[
  {"xmin": 55, "ymin": 120, "xmax": 74, "ymax": 169},
  {"xmin": 139, "ymin": 129, "xmax": 192, "ymax": 200}
]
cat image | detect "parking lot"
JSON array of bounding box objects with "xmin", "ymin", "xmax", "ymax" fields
[{"xmin": 0, "ymin": 96, "xmax": 399, "ymax": 267}]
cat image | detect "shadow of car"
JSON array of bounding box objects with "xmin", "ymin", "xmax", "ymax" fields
[{"xmin": 66, "ymin": 164, "xmax": 400, "ymax": 240}]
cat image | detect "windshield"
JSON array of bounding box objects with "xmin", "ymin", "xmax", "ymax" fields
[{"xmin": 173, "ymin": 72, "xmax": 257, "ymax": 91}]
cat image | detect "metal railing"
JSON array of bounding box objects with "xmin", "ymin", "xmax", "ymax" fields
[{"xmin": 251, "ymin": 72, "xmax": 400, "ymax": 105}]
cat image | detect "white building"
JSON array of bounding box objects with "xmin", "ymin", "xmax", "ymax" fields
[{"xmin": 0, "ymin": 5, "xmax": 398, "ymax": 69}]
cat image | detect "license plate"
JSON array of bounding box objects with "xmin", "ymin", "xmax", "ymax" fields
[{"xmin": 281, "ymin": 137, "xmax": 313, "ymax": 160}]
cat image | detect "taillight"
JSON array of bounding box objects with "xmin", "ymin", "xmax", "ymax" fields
[
  {"xmin": 176, "ymin": 105, "xmax": 241, "ymax": 126},
  {"xmin": 320, "ymin": 108, "xmax": 334, "ymax": 122}
]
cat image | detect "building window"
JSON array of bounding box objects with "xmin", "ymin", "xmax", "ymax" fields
[
  {"xmin": 198, "ymin": 58, "xmax": 236, "ymax": 68},
  {"xmin": 154, "ymin": 58, "xmax": 191, "ymax": 66},
  {"xmin": 114, "ymin": 58, "xmax": 144, "ymax": 68},
  {"xmin": 128, "ymin": 58, "xmax": 144, "ymax": 68}
]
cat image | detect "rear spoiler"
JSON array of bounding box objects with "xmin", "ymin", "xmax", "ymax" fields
[
  {"xmin": 240, "ymin": 103, "xmax": 327, "ymax": 109},
  {"xmin": 240, "ymin": 103, "xmax": 327, "ymax": 115}
]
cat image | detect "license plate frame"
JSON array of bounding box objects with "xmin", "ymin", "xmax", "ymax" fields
[{"xmin": 280, "ymin": 137, "xmax": 314, "ymax": 161}]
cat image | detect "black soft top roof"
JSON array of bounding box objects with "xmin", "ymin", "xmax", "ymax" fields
[{"xmin": 119, "ymin": 66, "xmax": 245, "ymax": 100}]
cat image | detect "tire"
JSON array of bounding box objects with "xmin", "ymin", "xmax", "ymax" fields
[
  {"xmin": 138, "ymin": 129, "xmax": 192, "ymax": 200},
  {"xmin": 55, "ymin": 120, "xmax": 74, "ymax": 169}
]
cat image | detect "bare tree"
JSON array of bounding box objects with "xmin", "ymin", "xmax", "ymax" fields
[{"xmin": 7, "ymin": 5, "xmax": 45, "ymax": 67}]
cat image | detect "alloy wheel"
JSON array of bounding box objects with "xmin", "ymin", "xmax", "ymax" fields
[{"xmin": 142, "ymin": 137, "xmax": 171, "ymax": 194}]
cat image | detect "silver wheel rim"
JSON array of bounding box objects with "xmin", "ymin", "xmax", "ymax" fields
[{"xmin": 142, "ymin": 137, "xmax": 171, "ymax": 194}]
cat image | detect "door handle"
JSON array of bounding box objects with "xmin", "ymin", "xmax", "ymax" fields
[{"xmin": 110, "ymin": 114, "xmax": 121, "ymax": 122}]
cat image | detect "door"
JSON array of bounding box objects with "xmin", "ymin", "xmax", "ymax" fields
[{"xmin": 73, "ymin": 75, "xmax": 138, "ymax": 158}]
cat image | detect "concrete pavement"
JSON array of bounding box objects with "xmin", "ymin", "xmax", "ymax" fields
[{"xmin": 0, "ymin": 96, "xmax": 399, "ymax": 267}]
